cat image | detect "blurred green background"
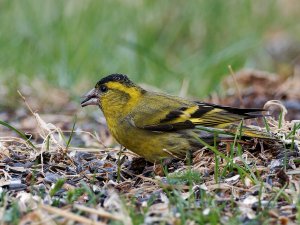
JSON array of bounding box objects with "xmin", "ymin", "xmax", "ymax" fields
[{"xmin": 0, "ymin": 0, "xmax": 299, "ymax": 99}]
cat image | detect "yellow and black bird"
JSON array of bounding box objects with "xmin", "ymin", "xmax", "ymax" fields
[{"xmin": 81, "ymin": 74, "xmax": 270, "ymax": 162}]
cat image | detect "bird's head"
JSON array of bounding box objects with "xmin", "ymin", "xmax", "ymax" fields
[{"xmin": 81, "ymin": 74, "xmax": 145, "ymax": 116}]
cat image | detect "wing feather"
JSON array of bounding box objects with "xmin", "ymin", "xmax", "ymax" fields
[{"xmin": 129, "ymin": 93, "xmax": 264, "ymax": 132}]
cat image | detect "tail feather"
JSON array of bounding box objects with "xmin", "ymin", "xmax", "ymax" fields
[
  {"xmin": 225, "ymin": 124, "xmax": 274, "ymax": 139},
  {"xmin": 195, "ymin": 124, "xmax": 274, "ymax": 140},
  {"xmin": 199, "ymin": 102, "xmax": 265, "ymax": 117}
]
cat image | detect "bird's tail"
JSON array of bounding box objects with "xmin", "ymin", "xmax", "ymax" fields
[
  {"xmin": 224, "ymin": 124, "xmax": 274, "ymax": 139},
  {"xmin": 195, "ymin": 124, "xmax": 274, "ymax": 140}
]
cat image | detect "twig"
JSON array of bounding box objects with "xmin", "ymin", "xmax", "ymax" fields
[
  {"xmin": 264, "ymin": 100, "xmax": 288, "ymax": 122},
  {"xmin": 179, "ymin": 78, "xmax": 189, "ymax": 98},
  {"xmin": 228, "ymin": 65, "xmax": 244, "ymax": 107},
  {"xmin": 26, "ymin": 209, "xmax": 57, "ymax": 225},
  {"xmin": 74, "ymin": 204, "xmax": 122, "ymax": 221},
  {"xmin": 17, "ymin": 90, "xmax": 35, "ymax": 115},
  {"xmin": 40, "ymin": 204, "xmax": 105, "ymax": 225}
]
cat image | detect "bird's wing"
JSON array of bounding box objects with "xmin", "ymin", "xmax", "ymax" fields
[{"xmin": 129, "ymin": 93, "xmax": 264, "ymax": 132}]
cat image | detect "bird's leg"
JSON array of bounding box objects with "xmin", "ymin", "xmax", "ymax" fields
[
  {"xmin": 185, "ymin": 149, "xmax": 193, "ymax": 166},
  {"xmin": 152, "ymin": 158, "xmax": 184, "ymax": 176},
  {"xmin": 117, "ymin": 146, "xmax": 127, "ymax": 182}
]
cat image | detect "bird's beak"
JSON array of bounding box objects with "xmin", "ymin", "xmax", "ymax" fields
[{"xmin": 81, "ymin": 88, "xmax": 99, "ymax": 107}]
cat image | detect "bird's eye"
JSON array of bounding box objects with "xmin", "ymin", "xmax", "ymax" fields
[{"xmin": 100, "ymin": 85, "xmax": 108, "ymax": 93}]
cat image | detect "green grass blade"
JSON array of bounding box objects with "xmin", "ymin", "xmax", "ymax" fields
[
  {"xmin": 50, "ymin": 179, "xmax": 65, "ymax": 197},
  {"xmin": 0, "ymin": 120, "xmax": 36, "ymax": 149},
  {"xmin": 66, "ymin": 115, "xmax": 77, "ymax": 150},
  {"xmin": 194, "ymin": 135, "xmax": 258, "ymax": 184},
  {"xmin": 278, "ymin": 111, "xmax": 283, "ymax": 129},
  {"xmin": 262, "ymin": 116, "xmax": 270, "ymax": 133}
]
